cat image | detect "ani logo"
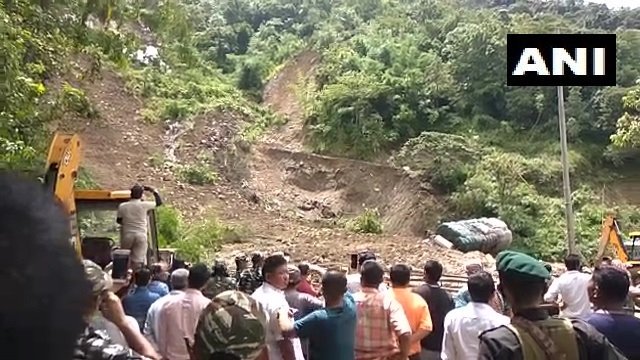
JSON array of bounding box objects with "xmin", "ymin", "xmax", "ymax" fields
[{"xmin": 507, "ymin": 34, "xmax": 616, "ymax": 87}]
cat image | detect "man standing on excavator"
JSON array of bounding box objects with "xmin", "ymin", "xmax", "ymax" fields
[{"xmin": 117, "ymin": 184, "xmax": 163, "ymax": 269}]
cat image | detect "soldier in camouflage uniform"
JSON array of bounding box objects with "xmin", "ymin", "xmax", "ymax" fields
[
  {"xmin": 75, "ymin": 260, "xmax": 158, "ymax": 360},
  {"xmin": 238, "ymin": 252, "xmax": 265, "ymax": 294},
  {"xmin": 74, "ymin": 326, "xmax": 146, "ymax": 360},
  {"xmin": 192, "ymin": 290, "xmax": 267, "ymax": 360},
  {"xmin": 202, "ymin": 260, "xmax": 237, "ymax": 299},
  {"xmin": 235, "ymin": 253, "xmax": 249, "ymax": 284}
]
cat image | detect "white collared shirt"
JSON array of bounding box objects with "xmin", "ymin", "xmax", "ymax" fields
[
  {"xmin": 251, "ymin": 282, "xmax": 305, "ymax": 360},
  {"xmin": 544, "ymin": 270, "xmax": 592, "ymax": 318},
  {"xmin": 143, "ymin": 290, "xmax": 183, "ymax": 348},
  {"xmin": 442, "ymin": 302, "xmax": 510, "ymax": 360}
]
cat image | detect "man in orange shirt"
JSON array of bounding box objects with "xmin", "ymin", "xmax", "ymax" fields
[{"xmin": 390, "ymin": 264, "xmax": 433, "ymax": 360}]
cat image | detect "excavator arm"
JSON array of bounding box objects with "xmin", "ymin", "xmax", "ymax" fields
[
  {"xmin": 596, "ymin": 215, "xmax": 630, "ymax": 265},
  {"xmin": 43, "ymin": 133, "xmax": 82, "ymax": 256}
]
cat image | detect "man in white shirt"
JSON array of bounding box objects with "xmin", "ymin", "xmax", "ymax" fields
[
  {"xmin": 251, "ymin": 254, "xmax": 305, "ymax": 360},
  {"xmin": 143, "ymin": 268, "xmax": 188, "ymax": 349},
  {"xmin": 442, "ymin": 271, "xmax": 510, "ymax": 360},
  {"xmin": 544, "ymin": 254, "xmax": 592, "ymax": 318},
  {"xmin": 346, "ymin": 250, "xmax": 388, "ymax": 293}
]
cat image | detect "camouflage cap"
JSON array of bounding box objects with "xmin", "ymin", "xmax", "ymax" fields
[
  {"xmin": 194, "ymin": 290, "xmax": 267, "ymax": 360},
  {"xmin": 288, "ymin": 265, "xmax": 301, "ymax": 285},
  {"xmin": 83, "ymin": 259, "xmax": 113, "ymax": 295},
  {"xmin": 235, "ymin": 253, "xmax": 248, "ymax": 262}
]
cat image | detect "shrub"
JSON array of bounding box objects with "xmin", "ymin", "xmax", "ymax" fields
[
  {"xmin": 177, "ymin": 163, "xmax": 218, "ymax": 185},
  {"xmin": 156, "ymin": 206, "xmax": 182, "ymax": 247},
  {"xmin": 347, "ymin": 208, "xmax": 383, "ymax": 234}
]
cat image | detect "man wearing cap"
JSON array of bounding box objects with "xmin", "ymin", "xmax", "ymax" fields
[
  {"xmin": 78, "ymin": 260, "xmax": 160, "ymax": 360},
  {"xmin": 285, "ymin": 265, "xmax": 324, "ymax": 319},
  {"xmin": 192, "ymin": 290, "xmax": 268, "ymax": 360},
  {"xmin": 117, "ymin": 184, "xmax": 163, "ymax": 269},
  {"xmin": 346, "ymin": 250, "xmax": 388, "ymax": 294},
  {"xmin": 478, "ymin": 250, "xmax": 627, "ymax": 360},
  {"xmin": 285, "ymin": 265, "xmax": 324, "ymax": 359},
  {"xmin": 235, "ymin": 253, "xmax": 250, "ymax": 284},
  {"xmin": 239, "ymin": 252, "xmax": 265, "ymax": 294},
  {"xmin": 203, "ymin": 260, "xmax": 237, "ymax": 299}
]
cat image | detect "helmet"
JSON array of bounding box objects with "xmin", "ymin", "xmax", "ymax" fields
[
  {"xmin": 194, "ymin": 291, "xmax": 267, "ymax": 360},
  {"xmin": 82, "ymin": 260, "xmax": 113, "ymax": 295}
]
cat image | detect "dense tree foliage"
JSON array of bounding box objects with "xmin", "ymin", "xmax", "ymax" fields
[{"xmin": 3, "ymin": 0, "xmax": 640, "ymax": 260}]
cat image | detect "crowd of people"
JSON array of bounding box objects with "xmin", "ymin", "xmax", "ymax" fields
[{"xmin": 3, "ymin": 171, "xmax": 640, "ymax": 360}]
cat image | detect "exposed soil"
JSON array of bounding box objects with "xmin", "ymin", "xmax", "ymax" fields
[{"xmin": 57, "ymin": 50, "xmax": 470, "ymax": 274}]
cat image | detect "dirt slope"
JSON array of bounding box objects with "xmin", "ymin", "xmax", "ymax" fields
[
  {"xmin": 59, "ymin": 51, "xmax": 468, "ymax": 273},
  {"xmin": 261, "ymin": 51, "xmax": 319, "ymax": 151},
  {"xmin": 251, "ymin": 50, "xmax": 444, "ymax": 235}
]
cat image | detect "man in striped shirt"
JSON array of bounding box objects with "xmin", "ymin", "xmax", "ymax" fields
[{"xmin": 353, "ymin": 260, "xmax": 412, "ymax": 360}]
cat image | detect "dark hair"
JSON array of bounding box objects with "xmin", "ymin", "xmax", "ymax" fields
[
  {"xmin": 361, "ymin": 260, "xmax": 384, "ymax": 287},
  {"xmin": 593, "ymin": 265, "xmax": 630, "ymax": 303},
  {"xmin": 262, "ymin": 255, "xmax": 288, "ymax": 278},
  {"xmin": 358, "ymin": 251, "xmax": 376, "ymax": 266},
  {"xmin": 150, "ymin": 264, "xmax": 163, "ymax": 276},
  {"xmin": 0, "ymin": 172, "xmax": 92, "ymax": 360},
  {"xmin": 321, "ymin": 270, "xmax": 347, "ymax": 299},
  {"xmin": 134, "ymin": 267, "xmax": 152, "ymax": 286},
  {"xmin": 424, "ymin": 260, "xmax": 443, "ymax": 282},
  {"xmin": 468, "ymin": 271, "xmax": 495, "ymax": 303},
  {"xmin": 130, "ymin": 184, "xmax": 144, "ymax": 199},
  {"xmin": 390, "ymin": 264, "xmax": 411, "ymax": 286},
  {"xmin": 188, "ymin": 263, "xmax": 211, "ymax": 289},
  {"xmin": 564, "ymin": 254, "xmax": 581, "ymax": 271},
  {"xmin": 499, "ymin": 271, "xmax": 545, "ymax": 305},
  {"xmin": 298, "ymin": 263, "xmax": 310, "ymax": 276}
]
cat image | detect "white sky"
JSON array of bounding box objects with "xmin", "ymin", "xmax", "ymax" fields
[{"xmin": 587, "ymin": 0, "xmax": 640, "ymax": 9}]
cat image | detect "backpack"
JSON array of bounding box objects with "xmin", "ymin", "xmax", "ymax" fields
[{"xmin": 506, "ymin": 316, "xmax": 580, "ymax": 360}]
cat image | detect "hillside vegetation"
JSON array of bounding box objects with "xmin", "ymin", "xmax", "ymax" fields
[{"xmin": 4, "ymin": 0, "xmax": 640, "ymax": 261}]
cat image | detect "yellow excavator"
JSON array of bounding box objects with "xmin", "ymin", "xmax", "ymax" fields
[
  {"xmin": 596, "ymin": 215, "xmax": 640, "ymax": 278},
  {"xmin": 43, "ymin": 132, "xmax": 175, "ymax": 270}
]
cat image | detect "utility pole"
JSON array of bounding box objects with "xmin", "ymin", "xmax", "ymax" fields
[{"xmin": 557, "ymin": 85, "xmax": 577, "ymax": 254}]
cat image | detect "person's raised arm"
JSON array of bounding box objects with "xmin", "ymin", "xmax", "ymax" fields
[
  {"xmin": 101, "ymin": 291, "xmax": 160, "ymax": 360},
  {"xmin": 143, "ymin": 186, "xmax": 163, "ymax": 207}
]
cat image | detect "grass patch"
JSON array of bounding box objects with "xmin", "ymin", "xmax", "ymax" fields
[
  {"xmin": 346, "ymin": 208, "xmax": 383, "ymax": 234},
  {"xmin": 177, "ymin": 162, "xmax": 218, "ymax": 185}
]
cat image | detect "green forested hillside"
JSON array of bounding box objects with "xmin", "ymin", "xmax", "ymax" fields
[{"xmin": 3, "ymin": 0, "xmax": 640, "ymax": 260}]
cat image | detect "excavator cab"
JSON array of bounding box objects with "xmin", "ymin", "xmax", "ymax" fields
[
  {"xmin": 626, "ymin": 232, "xmax": 640, "ymax": 262},
  {"xmin": 75, "ymin": 189, "xmax": 161, "ymax": 268},
  {"xmin": 43, "ymin": 132, "xmax": 167, "ymax": 270}
]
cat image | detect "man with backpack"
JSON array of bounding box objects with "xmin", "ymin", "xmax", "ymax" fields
[{"xmin": 478, "ymin": 250, "xmax": 627, "ymax": 360}]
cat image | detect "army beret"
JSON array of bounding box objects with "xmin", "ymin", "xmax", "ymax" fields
[{"xmin": 496, "ymin": 250, "xmax": 550, "ymax": 280}]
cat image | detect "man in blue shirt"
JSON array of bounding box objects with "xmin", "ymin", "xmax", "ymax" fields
[
  {"xmin": 587, "ymin": 265, "xmax": 640, "ymax": 360},
  {"xmin": 122, "ymin": 267, "xmax": 161, "ymax": 330},
  {"xmin": 278, "ymin": 270, "xmax": 357, "ymax": 360},
  {"xmin": 148, "ymin": 263, "xmax": 169, "ymax": 297}
]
